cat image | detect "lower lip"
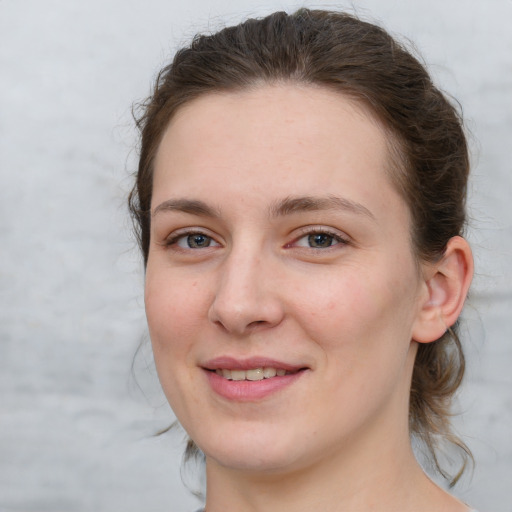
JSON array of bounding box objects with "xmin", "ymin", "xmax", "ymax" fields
[{"xmin": 204, "ymin": 370, "xmax": 305, "ymax": 401}]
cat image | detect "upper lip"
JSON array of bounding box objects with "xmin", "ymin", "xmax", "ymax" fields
[{"xmin": 202, "ymin": 356, "xmax": 307, "ymax": 372}]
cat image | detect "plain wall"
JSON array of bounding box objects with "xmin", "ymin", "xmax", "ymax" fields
[{"xmin": 1, "ymin": 0, "xmax": 511, "ymax": 511}]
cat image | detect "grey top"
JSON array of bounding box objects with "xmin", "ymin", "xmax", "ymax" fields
[
  {"xmin": 194, "ymin": 507, "xmax": 478, "ymax": 511},
  {"xmin": 194, "ymin": 508, "xmax": 478, "ymax": 511}
]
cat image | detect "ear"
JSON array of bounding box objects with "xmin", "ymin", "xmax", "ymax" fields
[{"xmin": 412, "ymin": 236, "xmax": 473, "ymax": 344}]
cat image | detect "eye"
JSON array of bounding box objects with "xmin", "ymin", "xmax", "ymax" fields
[
  {"xmin": 292, "ymin": 229, "xmax": 348, "ymax": 249},
  {"xmin": 168, "ymin": 231, "xmax": 220, "ymax": 249}
]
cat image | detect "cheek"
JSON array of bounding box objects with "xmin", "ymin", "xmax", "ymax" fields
[
  {"xmin": 292, "ymin": 260, "xmax": 419, "ymax": 354},
  {"xmin": 291, "ymin": 271, "xmax": 373, "ymax": 340},
  {"xmin": 144, "ymin": 272, "xmax": 209, "ymax": 411},
  {"xmin": 144, "ymin": 272, "xmax": 207, "ymax": 357}
]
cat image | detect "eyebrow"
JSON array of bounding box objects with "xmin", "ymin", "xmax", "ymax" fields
[
  {"xmin": 152, "ymin": 195, "xmax": 375, "ymax": 221},
  {"xmin": 270, "ymin": 195, "xmax": 375, "ymax": 220},
  {"xmin": 152, "ymin": 198, "xmax": 221, "ymax": 218}
]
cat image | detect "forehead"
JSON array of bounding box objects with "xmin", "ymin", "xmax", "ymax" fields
[
  {"xmin": 160, "ymin": 84, "xmax": 387, "ymax": 158},
  {"xmin": 152, "ymin": 84, "xmax": 402, "ymax": 218}
]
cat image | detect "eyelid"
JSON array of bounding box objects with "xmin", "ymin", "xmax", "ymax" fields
[{"xmin": 159, "ymin": 225, "xmax": 350, "ymax": 251}]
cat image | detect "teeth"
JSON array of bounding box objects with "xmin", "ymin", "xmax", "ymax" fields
[
  {"xmin": 216, "ymin": 367, "xmax": 291, "ymax": 381},
  {"xmin": 246, "ymin": 368, "xmax": 264, "ymax": 381},
  {"xmin": 230, "ymin": 370, "xmax": 246, "ymax": 381},
  {"xmin": 263, "ymin": 367, "xmax": 277, "ymax": 378}
]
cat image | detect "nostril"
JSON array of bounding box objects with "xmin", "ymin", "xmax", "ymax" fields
[{"xmin": 248, "ymin": 320, "xmax": 266, "ymax": 327}]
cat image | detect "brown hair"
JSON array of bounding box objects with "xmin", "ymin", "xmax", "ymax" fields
[{"xmin": 129, "ymin": 8, "xmax": 471, "ymax": 484}]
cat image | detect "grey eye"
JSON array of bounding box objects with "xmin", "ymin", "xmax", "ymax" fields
[
  {"xmin": 307, "ymin": 233, "xmax": 336, "ymax": 248},
  {"xmin": 187, "ymin": 234, "xmax": 212, "ymax": 248},
  {"xmin": 175, "ymin": 233, "xmax": 219, "ymax": 249}
]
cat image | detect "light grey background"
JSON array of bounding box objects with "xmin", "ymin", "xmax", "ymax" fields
[{"xmin": 1, "ymin": 1, "xmax": 511, "ymax": 511}]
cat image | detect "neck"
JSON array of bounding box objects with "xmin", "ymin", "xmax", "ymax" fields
[
  {"xmin": 204, "ymin": 439, "xmax": 468, "ymax": 512},
  {"xmin": 204, "ymin": 417, "xmax": 455, "ymax": 512}
]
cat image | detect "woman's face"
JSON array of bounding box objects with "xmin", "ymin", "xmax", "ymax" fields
[{"xmin": 145, "ymin": 85, "xmax": 428, "ymax": 474}]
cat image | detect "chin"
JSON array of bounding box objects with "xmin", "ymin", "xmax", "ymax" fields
[
  {"xmin": 198, "ymin": 425, "xmax": 304, "ymax": 474},
  {"xmin": 206, "ymin": 450, "xmax": 301, "ymax": 475}
]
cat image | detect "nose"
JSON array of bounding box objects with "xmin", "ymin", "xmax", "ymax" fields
[{"xmin": 208, "ymin": 247, "xmax": 285, "ymax": 335}]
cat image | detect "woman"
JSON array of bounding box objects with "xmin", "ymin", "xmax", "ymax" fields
[{"xmin": 129, "ymin": 9, "xmax": 475, "ymax": 512}]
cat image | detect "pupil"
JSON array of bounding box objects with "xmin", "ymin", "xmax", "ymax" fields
[
  {"xmin": 309, "ymin": 233, "xmax": 332, "ymax": 248},
  {"xmin": 189, "ymin": 234, "xmax": 209, "ymax": 248}
]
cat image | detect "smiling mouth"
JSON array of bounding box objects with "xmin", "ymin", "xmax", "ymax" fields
[
  {"xmin": 213, "ymin": 367, "xmax": 302, "ymax": 381},
  {"xmin": 204, "ymin": 362, "xmax": 308, "ymax": 400}
]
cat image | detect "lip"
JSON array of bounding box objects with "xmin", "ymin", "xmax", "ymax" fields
[
  {"xmin": 202, "ymin": 356, "xmax": 305, "ymax": 372},
  {"xmin": 202, "ymin": 356, "xmax": 308, "ymax": 402}
]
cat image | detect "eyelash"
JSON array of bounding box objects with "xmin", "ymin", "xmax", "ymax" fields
[{"xmin": 163, "ymin": 227, "xmax": 349, "ymax": 251}]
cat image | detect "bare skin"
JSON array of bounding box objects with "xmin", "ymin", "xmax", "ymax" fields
[{"xmin": 146, "ymin": 85, "xmax": 473, "ymax": 512}]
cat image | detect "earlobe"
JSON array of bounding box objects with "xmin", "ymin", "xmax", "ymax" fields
[{"xmin": 412, "ymin": 236, "xmax": 473, "ymax": 344}]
